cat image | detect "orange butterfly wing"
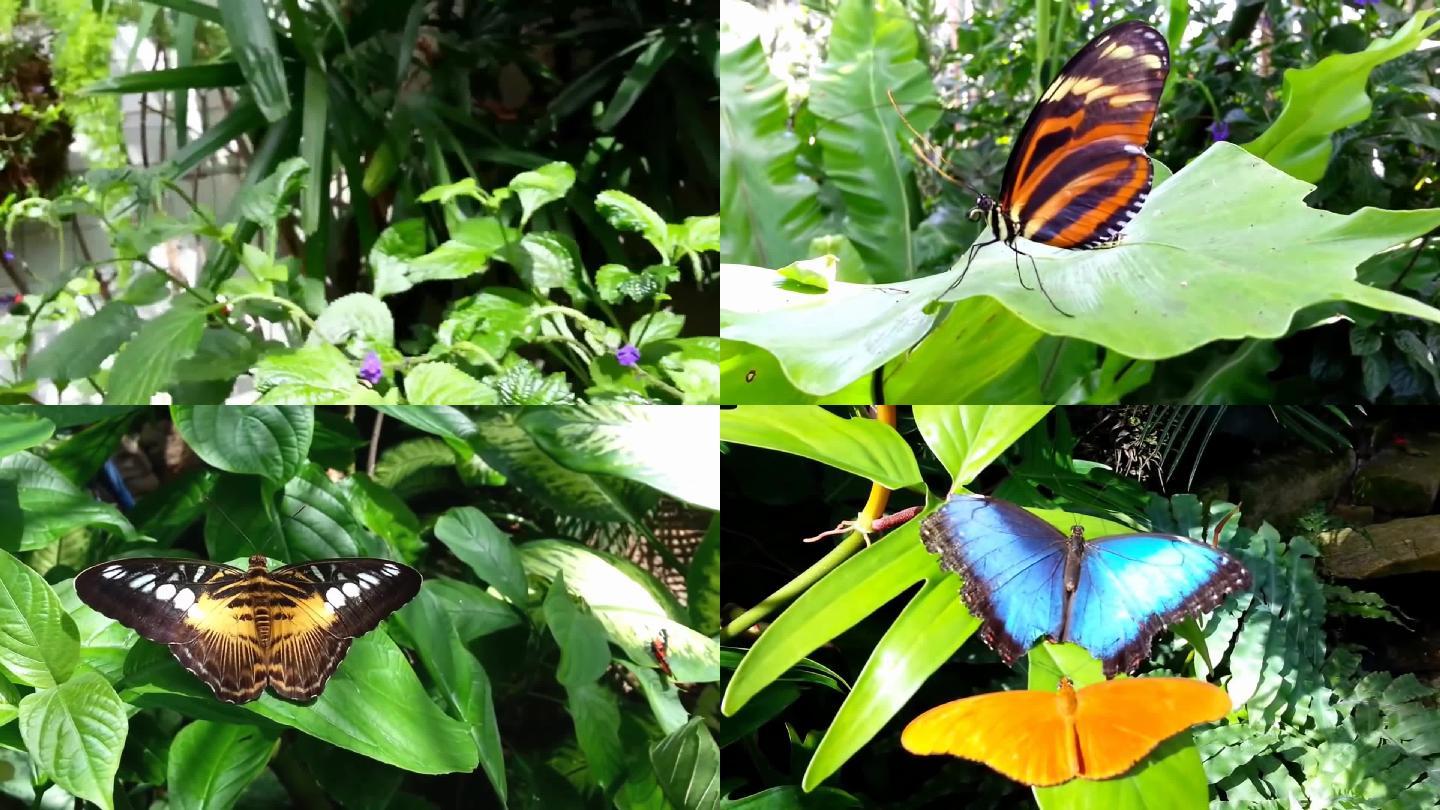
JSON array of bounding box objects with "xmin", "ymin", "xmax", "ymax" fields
[
  {"xmin": 901, "ymin": 689, "xmax": 1079, "ymax": 787},
  {"xmin": 1073, "ymin": 677, "xmax": 1232, "ymax": 779}
]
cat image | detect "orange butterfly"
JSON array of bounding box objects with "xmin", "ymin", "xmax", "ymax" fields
[{"xmin": 901, "ymin": 677, "xmax": 1230, "ymax": 786}]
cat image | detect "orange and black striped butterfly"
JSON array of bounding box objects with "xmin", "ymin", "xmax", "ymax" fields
[
  {"xmin": 76, "ymin": 555, "xmax": 420, "ymax": 703},
  {"xmin": 651, "ymin": 628, "xmax": 674, "ymax": 679},
  {"xmin": 952, "ymin": 20, "xmax": 1170, "ymax": 314}
]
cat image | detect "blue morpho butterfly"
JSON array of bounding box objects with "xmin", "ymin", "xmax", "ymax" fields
[{"xmin": 919, "ymin": 494, "xmax": 1251, "ymax": 677}]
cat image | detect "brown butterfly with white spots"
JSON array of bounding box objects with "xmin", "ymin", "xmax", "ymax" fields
[{"xmin": 75, "ymin": 555, "xmax": 420, "ymax": 703}]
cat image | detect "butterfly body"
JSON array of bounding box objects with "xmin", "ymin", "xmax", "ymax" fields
[
  {"xmin": 651, "ymin": 628, "xmax": 674, "ymax": 679},
  {"xmin": 902, "ymin": 676, "xmax": 1231, "ymax": 786},
  {"xmin": 76, "ymin": 555, "xmax": 421, "ymax": 703},
  {"xmin": 920, "ymin": 495, "xmax": 1250, "ymax": 676}
]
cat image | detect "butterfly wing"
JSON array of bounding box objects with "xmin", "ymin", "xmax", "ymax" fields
[
  {"xmin": 265, "ymin": 559, "xmax": 421, "ymax": 701},
  {"xmin": 75, "ymin": 559, "xmax": 267, "ymax": 703},
  {"xmin": 919, "ymin": 495, "xmax": 1068, "ymax": 665},
  {"xmin": 902, "ymin": 689, "xmax": 1078, "ymax": 786},
  {"xmin": 1073, "ymin": 677, "xmax": 1232, "ymax": 779},
  {"xmin": 1066, "ymin": 534, "xmax": 1251, "ymax": 676},
  {"xmin": 1001, "ymin": 21, "xmax": 1169, "ymax": 248}
]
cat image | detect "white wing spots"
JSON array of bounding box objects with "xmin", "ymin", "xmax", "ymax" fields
[
  {"xmin": 1138, "ymin": 54, "xmax": 1163, "ymax": 70},
  {"xmin": 186, "ymin": 604, "xmax": 205, "ymax": 620},
  {"xmin": 1102, "ymin": 43, "xmax": 1135, "ymax": 59},
  {"xmin": 1084, "ymin": 84, "xmax": 1118, "ymax": 103},
  {"xmin": 193, "ymin": 568, "xmax": 206, "ymax": 582},
  {"xmin": 1123, "ymin": 144, "xmax": 1146, "ymax": 156},
  {"xmin": 341, "ymin": 582, "xmax": 361, "ymax": 598},
  {"xmin": 1069, "ymin": 76, "xmax": 1104, "ymax": 97},
  {"xmin": 382, "ymin": 564, "xmax": 400, "ymax": 576},
  {"xmin": 326, "ymin": 587, "xmax": 347, "ymax": 608},
  {"xmin": 1108, "ymin": 92, "xmax": 1151, "ymax": 107},
  {"xmin": 1044, "ymin": 75, "xmax": 1078, "ymax": 102},
  {"xmin": 129, "ymin": 574, "xmax": 156, "ymax": 589},
  {"xmin": 323, "ymin": 602, "xmax": 336, "ymax": 615},
  {"xmin": 358, "ymin": 573, "xmax": 380, "ymax": 588},
  {"xmin": 309, "ymin": 566, "xmax": 326, "ymax": 582},
  {"xmin": 101, "ymin": 566, "xmax": 125, "ymax": 579},
  {"xmin": 173, "ymin": 588, "xmax": 196, "ymax": 611},
  {"xmin": 155, "ymin": 583, "xmax": 176, "ymax": 601}
]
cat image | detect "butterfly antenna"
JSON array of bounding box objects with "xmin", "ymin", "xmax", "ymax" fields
[{"xmin": 886, "ymin": 89, "xmax": 981, "ymax": 197}]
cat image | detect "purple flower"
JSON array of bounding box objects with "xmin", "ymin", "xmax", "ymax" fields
[
  {"xmin": 616, "ymin": 344, "xmax": 641, "ymax": 367},
  {"xmin": 358, "ymin": 351, "xmax": 383, "ymax": 384},
  {"xmin": 1208, "ymin": 120, "xmax": 1230, "ymax": 142},
  {"xmin": 1350, "ymin": 0, "xmax": 1379, "ymax": 7},
  {"xmin": 1, "ymin": 251, "xmax": 13, "ymax": 263}
]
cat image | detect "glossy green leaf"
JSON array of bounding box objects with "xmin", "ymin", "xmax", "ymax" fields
[
  {"xmin": 718, "ymin": 340, "xmax": 817, "ymax": 404},
  {"xmin": 203, "ymin": 473, "xmax": 278, "ymax": 560},
  {"xmin": 167, "ymin": 720, "xmax": 277, "ymax": 810},
  {"xmin": 913, "ymin": 406, "xmax": 1050, "ymax": 490},
  {"xmin": 404, "ymin": 362, "xmax": 497, "ymax": 405},
  {"xmin": 107, "ymin": 300, "xmax": 208, "ymax": 403},
  {"xmin": 718, "ymin": 19, "xmax": 822, "ymax": 268},
  {"xmin": 520, "ymin": 540, "xmax": 718, "ymax": 683},
  {"xmin": 596, "ymin": 190, "xmax": 671, "ymax": 260},
  {"xmin": 509, "ymin": 162, "xmax": 576, "ymax": 228},
  {"xmin": 280, "ymin": 463, "xmax": 369, "ymax": 559},
  {"xmin": 374, "ymin": 405, "xmax": 478, "ymax": 443},
  {"xmin": 880, "ymin": 300, "xmax": 1045, "ymax": 403},
  {"xmin": 433, "ymin": 507, "xmax": 527, "ymax": 606},
  {"xmin": 19, "ymin": 669, "xmax": 127, "ymax": 810},
  {"xmin": 566, "ymin": 681, "xmax": 624, "ymax": 788},
  {"xmin": 1244, "ymin": 11, "xmax": 1439, "ymax": 182},
  {"xmin": 0, "ymin": 417, "xmax": 53, "ymax": 459},
  {"xmin": 27, "ymin": 302, "xmax": 140, "ymax": 383},
  {"xmin": 720, "ymin": 406, "xmax": 920, "ymax": 489},
  {"xmin": 621, "ymin": 660, "xmax": 689, "ymax": 734},
  {"xmin": 217, "ymin": 0, "xmax": 290, "ymax": 122},
  {"xmin": 688, "ymin": 516, "xmax": 720, "ymax": 635},
  {"xmin": 519, "ymin": 405, "xmax": 718, "ymax": 510},
  {"xmin": 369, "ymin": 219, "xmax": 429, "ymax": 299},
  {"xmin": 598, "ymin": 35, "xmax": 677, "ymax": 131},
  {"xmin": 172, "ymin": 405, "xmax": 313, "ymax": 484},
  {"xmin": 651, "ymin": 717, "xmax": 721, "ymax": 810},
  {"xmin": 722, "ymin": 523, "xmax": 936, "ymax": 714},
  {"xmin": 85, "ymin": 61, "xmax": 243, "ymax": 93},
  {"xmin": 808, "ymin": 0, "xmax": 939, "ymax": 282},
  {"xmin": 544, "ymin": 573, "xmax": 612, "ymax": 688},
  {"xmin": 0, "ymin": 549, "xmax": 80, "ymax": 687},
  {"xmin": 0, "ymin": 452, "xmax": 136, "ymax": 551},
  {"xmin": 310, "ymin": 293, "xmax": 395, "ymax": 350},
  {"xmin": 426, "ymin": 577, "xmax": 522, "ymax": 641},
  {"xmin": 342, "ymin": 473, "xmax": 425, "ymax": 562}
]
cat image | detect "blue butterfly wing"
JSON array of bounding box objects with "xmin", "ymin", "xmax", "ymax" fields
[
  {"xmin": 1066, "ymin": 534, "xmax": 1251, "ymax": 677},
  {"xmin": 919, "ymin": 495, "xmax": 1069, "ymax": 665}
]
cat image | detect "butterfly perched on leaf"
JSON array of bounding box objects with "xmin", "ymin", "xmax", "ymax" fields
[
  {"xmin": 920, "ymin": 495, "xmax": 1250, "ymax": 677},
  {"xmin": 943, "ymin": 21, "xmax": 1170, "ymax": 314},
  {"xmin": 902, "ymin": 676, "xmax": 1231, "ymax": 785},
  {"xmin": 76, "ymin": 555, "xmax": 421, "ymax": 703}
]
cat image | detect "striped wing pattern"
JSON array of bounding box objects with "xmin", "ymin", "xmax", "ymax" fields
[
  {"xmin": 1001, "ymin": 21, "xmax": 1169, "ymax": 248},
  {"xmin": 75, "ymin": 557, "xmax": 420, "ymax": 704}
]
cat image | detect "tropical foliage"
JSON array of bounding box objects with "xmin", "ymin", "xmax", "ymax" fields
[{"xmin": 0, "ymin": 404, "xmax": 720, "ymax": 808}]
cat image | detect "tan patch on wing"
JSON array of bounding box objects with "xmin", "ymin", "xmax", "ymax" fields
[{"xmin": 264, "ymin": 592, "xmax": 348, "ymax": 701}]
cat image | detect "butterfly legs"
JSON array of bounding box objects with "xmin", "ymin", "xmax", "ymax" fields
[
  {"xmin": 1009, "ymin": 243, "xmax": 1073, "ymax": 318},
  {"xmin": 940, "ymin": 236, "xmax": 1002, "ymax": 299}
]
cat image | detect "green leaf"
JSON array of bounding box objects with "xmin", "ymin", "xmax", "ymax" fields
[
  {"xmin": 166, "ymin": 721, "xmax": 277, "ymax": 810},
  {"xmin": 521, "ymin": 540, "xmax": 718, "ymax": 683},
  {"xmin": 720, "ymin": 406, "xmax": 920, "ymax": 489},
  {"xmin": 650, "ymin": 718, "xmax": 720, "ymax": 810},
  {"xmin": 544, "ymin": 573, "xmax": 612, "ymax": 687},
  {"xmin": 566, "ymin": 681, "xmax": 624, "ymax": 788},
  {"xmin": 369, "ymin": 219, "xmax": 429, "ymax": 299},
  {"xmin": 342, "ymin": 473, "xmax": 425, "ymax": 563},
  {"xmin": 0, "ymin": 548, "xmax": 79, "ymax": 687},
  {"xmin": 598, "ymin": 35, "xmax": 677, "ymax": 131},
  {"xmin": 217, "ymin": 0, "xmax": 290, "ymax": 121},
  {"xmin": 595, "ymin": 190, "xmax": 671, "ymax": 260},
  {"xmin": 503, "ymin": 232, "xmax": 585, "ymax": 301},
  {"xmin": 172, "ymin": 405, "xmax": 313, "ymax": 484},
  {"xmin": 808, "ymin": 0, "xmax": 939, "ymax": 282},
  {"xmin": 173, "ymin": 329, "xmax": 263, "ymax": 383},
  {"xmin": 310, "ymin": 293, "xmax": 395, "ymax": 350},
  {"xmin": 27, "ymin": 302, "xmax": 140, "ymax": 382},
  {"xmin": 509, "ymin": 162, "xmax": 576, "ymax": 227},
  {"xmin": 687, "ymin": 516, "xmax": 720, "ymax": 635},
  {"xmin": 0, "ymin": 417, "xmax": 53, "ymax": 459},
  {"xmin": 280, "ymin": 463, "xmax": 368, "ymax": 559},
  {"xmin": 426, "ymin": 577, "xmax": 521, "ymax": 641},
  {"xmin": 1244, "ymin": 11, "xmax": 1440, "ymax": 182},
  {"xmin": 253, "ymin": 344, "xmax": 381, "ymax": 405},
  {"xmin": 519, "ymin": 405, "xmax": 718, "ymax": 510},
  {"xmin": 432, "ymin": 507, "xmax": 527, "ymax": 607},
  {"xmin": 0, "ymin": 452, "xmax": 137, "ymax": 552},
  {"xmin": 408, "ymin": 218, "xmax": 517, "ymax": 286},
  {"xmin": 912, "ymin": 406, "xmax": 1051, "ymax": 489},
  {"xmin": 404, "ymin": 363, "xmax": 497, "ymax": 405},
  {"xmin": 18, "ymin": 669, "xmax": 127, "ymax": 810},
  {"xmin": 106, "ymin": 300, "xmax": 209, "ymax": 403},
  {"xmin": 55, "ymin": 581, "xmax": 134, "ymax": 685},
  {"xmin": 204, "ymin": 473, "xmax": 280, "ymax": 561},
  {"xmin": 719, "ymin": 21, "xmax": 823, "ymax": 266},
  {"xmin": 235, "ymin": 158, "xmax": 310, "ymax": 228},
  {"xmin": 492, "ymin": 359, "xmax": 575, "ymax": 405},
  {"xmin": 437, "ymin": 289, "xmax": 540, "ymax": 360}
]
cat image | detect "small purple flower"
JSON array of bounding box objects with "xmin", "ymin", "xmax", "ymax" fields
[
  {"xmin": 358, "ymin": 351, "xmax": 383, "ymax": 385},
  {"xmin": 1, "ymin": 251, "xmax": 13, "ymax": 263},
  {"xmin": 1349, "ymin": 0, "xmax": 1379, "ymax": 7},
  {"xmin": 616, "ymin": 344, "xmax": 641, "ymax": 367},
  {"xmin": 1208, "ymin": 120, "xmax": 1230, "ymax": 142}
]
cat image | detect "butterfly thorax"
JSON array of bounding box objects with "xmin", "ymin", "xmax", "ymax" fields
[
  {"xmin": 970, "ymin": 195, "xmax": 1017, "ymax": 246},
  {"xmin": 1062, "ymin": 527, "xmax": 1086, "ymax": 593}
]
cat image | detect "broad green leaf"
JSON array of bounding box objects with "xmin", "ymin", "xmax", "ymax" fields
[
  {"xmin": 18, "ymin": 669, "xmax": 126, "ymax": 810},
  {"xmin": 280, "ymin": 463, "xmax": 368, "ymax": 559},
  {"xmin": 687, "ymin": 516, "xmax": 720, "ymax": 635},
  {"xmin": 310, "ymin": 293, "xmax": 395, "ymax": 350},
  {"xmin": 432, "ymin": 507, "xmax": 527, "ymax": 606},
  {"xmin": 651, "ymin": 718, "xmax": 720, "ymax": 810},
  {"xmin": 913, "ymin": 406, "xmax": 1051, "ymax": 489},
  {"xmin": 718, "ymin": 339, "xmax": 817, "ymax": 404},
  {"xmin": 253, "ymin": 344, "xmax": 383, "ymax": 405},
  {"xmin": 0, "ymin": 452, "xmax": 136, "ymax": 551},
  {"xmin": 369, "ymin": 219, "xmax": 429, "ymax": 299},
  {"xmin": 520, "ymin": 540, "xmax": 718, "ymax": 683},
  {"xmin": 544, "ymin": 574, "xmax": 612, "ymax": 687},
  {"xmin": 404, "ymin": 362, "xmax": 497, "ymax": 405},
  {"xmin": 620, "ymin": 660, "xmax": 688, "ymax": 734},
  {"xmin": 720, "ymin": 406, "xmax": 920, "ymax": 489},
  {"xmin": 373, "ymin": 405, "xmax": 478, "ymax": 443},
  {"xmin": 107, "ymin": 300, "xmax": 208, "ymax": 403},
  {"xmin": 1244, "ymin": 11, "xmax": 1439, "ymax": 182},
  {"xmin": 0, "ymin": 549, "xmax": 79, "ymax": 687},
  {"xmin": 167, "ymin": 720, "xmax": 277, "ymax": 810},
  {"xmin": 235, "ymin": 158, "xmax": 309, "ymax": 230},
  {"xmin": 598, "ymin": 35, "xmax": 677, "ymax": 131},
  {"xmin": 565, "ymin": 681, "xmax": 624, "ymax": 788},
  {"xmin": 0, "ymin": 417, "xmax": 53, "ymax": 459},
  {"xmin": 719, "ymin": 13, "xmax": 822, "ymax": 267},
  {"xmin": 172, "ymin": 329, "xmax": 262, "ymax": 383},
  {"xmin": 880, "ymin": 299, "xmax": 1046, "ymax": 403},
  {"xmin": 342, "ymin": 473, "xmax": 425, "ymax": 563},
  {"xmin": 509, "ymin": 162, "xmax": 575, "ymax": 227},
  {"xmin": 393, "ymin": 588, "xmax": 506, "ymax": 805},
  {"xmin": 408, "ymin": 218, "xmax": 516, "ymax": 286},
  {"xmin": 595, "ymin": 190, "xmax": 671, "ymax": 260},
  {"xmin": 204, "ymin": 473, "xmax": 279, "ymax": 561},
  {"xmin": 505, "ymin": 232, "xmax": 584, "ymax": 300},
  {"xmin": 426, "ymin": 577, "xmax": 522, "ymax": 641},
  {"xmin": 492, "ymin": 358, "xmax": 577, "ymax": 405},
  {"xmin": 172, "ymin": 405, "xmax": 313, "ymax": 484},
  {"xmin": 519, "ymin": 405, "xmax": 718, "ymax": 510},
  {"xmin": 808, "ymin": 0, "xmax": 939, "ymax": 282},
  {"xmin": 437, "ymin": 289, "xmax": 540, "ymax": 360},
  {"xmin": 216, "ymin": 0, "xmax": 290, "ymax": 121},
  {"xmin": 27, "ymin": 302, "xmax": 140, "ymax": 383}
]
